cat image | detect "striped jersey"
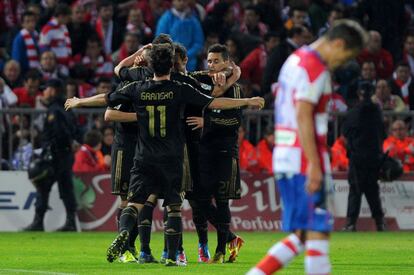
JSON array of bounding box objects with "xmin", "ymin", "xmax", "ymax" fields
[{"xmin": 273, "ymin": 46, "xmax": 332, "ymax": 174}]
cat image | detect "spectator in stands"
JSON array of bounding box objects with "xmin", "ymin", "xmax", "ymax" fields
[
  {"xmin": 331, "ymin": 135, "xmax": 349, "ymax": 172},
  {"xmin": 68, "ymin": 2, "xmax": 97, "ymax": 56},
  {"xmin": 112, "ymin": 32, "xmax": 141, "ymax": 66},
  {"xmin": 225, "ymin": 35, "xmax": 243, "ymax": 65},
  {"xmin": 205, "ymin": 0, "xmax": 243, "ymax": 24},
  {"xmin": 237, "ymin": 5, "xmax": 268, "ymax": 39},
  {"xmin": 39, "ymin": 4, "xmax": 72, "ymax": 75},
  {"xmin": 360, "ymin": 60, "xmax": 377, "ymax": 85},
  {"xmin": 261, "ymin": 26, "xmax": 308, "ymax": 96},
  {"xmin": 12, "ymin": 11, "xmax": 40, "ymax": 73},
  {"xmin": 372, "ymin": 79, "xmax": 406, "ymax": 112},
  {"xmin": 70, "ymin": 64, "xmax": 95, "ymax": 98},
  {"xmin": 13, "ymin": 69, "xmax": 42, "ymax": 108},
  {"xmin": 389, "ymin": 62, "xmax": 414, "ymax": 109},
  {"xmin": 26, "ymin": 3, "xmax": 41, "ymax": 31},
  {"xmin": 96, "ymin": 77, "xmax": 112, "ymax": 95},
  {"xmin": 357, "ymin": 30, "xmax": 394, "ymax": 79},
  {"xmin": 284, "ymin": 4, "xmax": 308, "ymax": 31},
  {"xmin": 256, "ymin": 128, "xmax": 273, "ymax": 174},
  {"xmin": 38, "ymin": 0, "xmax": 57, "ymax": 27},
  {"xmin": 65, "ymin": 79, "xmax": 79, "ymax": 99},
  {"xmin": 318, "ymin": 4, "xmax": 344, "ymax": 37},
  {"xmin": 238, "ymin": 126, "xmax": 259, "ymax": 173},
  {"xmin": 156, "ymin": 0, "xmax": 204, "ymax": 71},
  {"xmin": 383, "ymin": 120, "xmax": 414, "ymax": 172},
  {"xmin": 203, "ymin": 2, "xmax": 235, "ymax": 44},
  {"xmin": 308, "ymin": 0, "xmax": 333, "ymax": 34},
  {"xmin": 136, "ymin": 0, "xmax": 170, "ymax": 31},
  {"xmin": 101, "ymin": 125, "xmax": 114, "ymax": 158},
  {"xmin": 11, "ymin": 114, "xmax": 35, "ymax": 170},
  {"xmin": 125, "ymin": 9, "xmax": 153, "ymax": 44},
  {"xmin": 39, "ymin": 51, "xmax": 66, "ymax": 82},
  {"xmin": 73, "ymin": 129, "xmax": 109, "ymax": 172},
  {"xmin": 72, "ymin": 36, "xmax": 113, "ymax": 82},
  {"xmin": 2, "ymin": 60, "xmax": 22, "ymax": 89},
  {"xmin": 0, "ymin": 77, "xmax": 17, "ymax": 108},
  {"xmin": 402, "ymin": 33, "xmax": 414, "ymax": 76},
  {"xmin": 95, "ymin": 0, "xmax": 124, "ymax": 55},
  {"xmin": 240, "ymin": 31, "xmax": 280, "ymax": 96},
  {"xmin": 0, "ymin": 0, "xmax": 25, "ymax": 40}
]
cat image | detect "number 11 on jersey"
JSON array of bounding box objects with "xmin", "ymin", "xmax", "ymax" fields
[{"xmin": 146, "ymin": 105, "xmax": 166, "ymax": 137}]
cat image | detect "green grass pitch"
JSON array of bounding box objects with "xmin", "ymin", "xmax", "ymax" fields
[{"xmin": 0, "ymin": 232, "xmax": 413, "ymax": 275}]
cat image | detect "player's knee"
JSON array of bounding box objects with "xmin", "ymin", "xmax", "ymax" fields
[{"xmin": 139, "ymin": 200, "xmax": 156, "ymax": 226}]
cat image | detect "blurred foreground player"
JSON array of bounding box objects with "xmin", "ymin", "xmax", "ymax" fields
[
  {"xmin": 248, "ymin": 20, "xmax": 368, "ymax": 275},
  {"xmin": 25, "ymin": 79, "xmax": 79, "ymax": 231},
  {"xmin": 105, "ymin": 43, "xmax": 264, "ymax": 266}
]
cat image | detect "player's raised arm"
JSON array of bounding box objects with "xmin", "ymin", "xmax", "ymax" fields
[
  {"xmin": 208, "ymin": 96, "xmax": 264, "ymax": 110},
  {"xmin": 64, "ymin": 93, "xmax": 107, "ymax": 111},
  {"xmin": 114, "ymin": 44, "xmax": 152, "ymax": 77}
]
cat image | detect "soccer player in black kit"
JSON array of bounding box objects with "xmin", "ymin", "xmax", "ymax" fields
[{"xmin": 105, "ymin": 43, "xmax": 264, "ymax": 266}]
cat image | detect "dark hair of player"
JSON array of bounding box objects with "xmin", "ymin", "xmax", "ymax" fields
[
  {"xmin": 84, "ymin": 130, "xmax": 102, "ymax": 148},
  {"xmin": 152, "ymin": 33, "xmax": 173, "ymax": 45},
  {"xmin": 173, "ymin": 43, "xmax": 187, "ymax": 61},
  {"xmin": 324, "ymin": 19, "xmax": 368, "ymax": 51},
  {"xmin": 208, "ymin": 43, "xmax": 229, "ymax": 61},
  {"xmin": 149, "ymin": 43, "xmax": 174, "ymax": 77}
]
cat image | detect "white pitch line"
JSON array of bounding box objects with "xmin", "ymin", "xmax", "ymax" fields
[{"xmin": 0, "ymin": 269, "xmax": 77, "ymax": 275}]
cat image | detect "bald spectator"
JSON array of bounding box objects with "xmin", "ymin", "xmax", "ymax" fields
[
  {"xmin": 156, "ymin": 0, "xmax": 204, "ymax": 71},
  {"xmin": 383, "ymin": 120, "xmax": 414, "ymax": 172},
  {"xmin": 357, "ymin": 31, "xmax": 394, "ymax": 79},
  {"xmin": 2, "ymin": 60, "xmax": 22, "ymax": 89},
  {"xmin": 372, "ymin": 79, "xmax": 405, "ymax": 112}
]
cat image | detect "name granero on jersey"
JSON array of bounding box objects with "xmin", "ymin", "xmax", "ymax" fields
[{"xmin": 140, "ymin": 91, "xmax": 174, "ymax": 101}]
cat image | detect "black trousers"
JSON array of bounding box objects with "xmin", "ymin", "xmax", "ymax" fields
[
  {"xmin": 34, "ymin": 152, "xmax": 77, "ymax": 215},
  {"xmin": 346, "ymin": 160, "xmax": 384, "ymax": 224}
]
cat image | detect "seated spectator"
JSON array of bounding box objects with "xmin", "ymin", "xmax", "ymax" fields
[
  {"xmin": 39, "ymin": 50, "xmax": 67, "ymax": 82},
  {"xmin": 72, "ymin": 36, "xmax": 113, "ymax": 82},
  {"xmin": 39, "ymin": 4, "xmax": 72, "ymax": 74},
  {"xmin": 238, "ymin": 126, "xmax": 259, "ymax": 173},
  {"xmin": 240, "ymin": 31, "xmax": 279, "ymax": 96},
  {"xmin": 67, "ymin": 2, "xmax": 97, "ymax": 56},
  {"xmin": 2, "ymin": 60, "xmax": 22, "ymax": 89},
  {"xmin": 389, "ymin": 62, "xmax": 414, "ymax": 109},
  {"xmin": 73, "ymin": 129, "xmax": 109, "ymax": 172},
  {"xmin": 372, "ymin": 79, "xmax": 406, "ymax": 112},
  {"xmin": 101, "ymin": 125, "xmax": 114, "ymax": 157},
  {"xmin": 12, "ymin": 11, "xmax": 40, "ymax": 73},
  {"xmin": 125, "ymin": 9, "xmax": 152, "ymax": 44},
  {"xmin": 237, "ymin": 5, "xmax": 268, "ymax": 39},
  {"xmin": 96, "ymin": 77, "xmax": 112, "ymax": 94},
  {"xmin": 112, "ymin": 32, "xmax": 141, "ymax": 65},
  {"xmin": 357, "ymin": 30, "xmax": 393, "ymax": 79},
  {"xmin": 331, "ymin": 135, "xmax": 349, "ymax": 172},
  {"xmin": 383, "ymin": 120, "xmax": 414, "ymax": 172},
  {"xmin": 256, "ymin": 129, "xmax": 273, "ymax": 174},
  {"xmin": 13, "ymin": 69, "xmax": 42, "ymax": 108}
]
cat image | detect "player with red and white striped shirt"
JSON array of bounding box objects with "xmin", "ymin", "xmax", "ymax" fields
[
  {"xmin": 248, "ymin": 20, "xmax": 368, "ymax": 275},
  {"xmin": 39, "ymin": 4, "xmax": 72, "ymax": 75}
]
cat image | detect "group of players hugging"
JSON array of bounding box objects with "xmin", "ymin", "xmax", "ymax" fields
[{"xmin": 65, "ymin": 33, "xmax": 265, "ymax": 267}]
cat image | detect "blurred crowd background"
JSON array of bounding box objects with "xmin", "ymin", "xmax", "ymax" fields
[{"xmin": 1, "ymin": 0, "xmax": 414, "ymax": 175}]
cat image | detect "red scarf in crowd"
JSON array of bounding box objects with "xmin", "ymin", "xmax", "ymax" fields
[{"xmin": 20, "ymin": 29, "xmax": 40, "ymax": 69}]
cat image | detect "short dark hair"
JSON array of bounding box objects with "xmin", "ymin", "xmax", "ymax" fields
[
  {"xmin": 152, "ymin": 33, "xmax": 173, "ymax": 45},
  {"xmin": 24, "ymin": 69, "xmax": 41, "ymax": 81},
  {"xmin": 84, "ymin": 130, "xmax": 102, "ymax": 148},
  {"xmin": 324, "ymin": 19, "xmax": 368, "ymax": 51},
  {"xmin": 21, "ymin": 11, "xmax": 36, "ymax": 22},
  {"xmin": 208, "ymin": 43, "xmax": 229, "ymax": 60},
  {"xmin": 54, "ymin": 3, "xmax": 71, "ymax": 17},
  {"xmin": 149, "ymin": 43, "xmax": 174, "ymax": 77},
  {"xmin": 174, "ymin": 43, "xmax": 187, "ymax": 61}
]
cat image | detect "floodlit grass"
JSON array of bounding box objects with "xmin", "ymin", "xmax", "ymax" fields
[{"xmin": 0, "ymin": 232, "xmax": 413, "ymax": 274}]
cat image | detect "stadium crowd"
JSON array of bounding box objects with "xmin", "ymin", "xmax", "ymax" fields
[{"xmin": 1, "ymin": 0, "xmax": 414, "ymax": 174}]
